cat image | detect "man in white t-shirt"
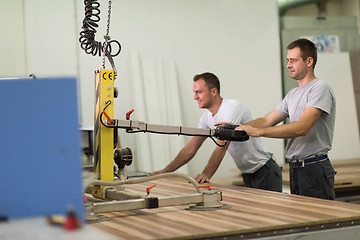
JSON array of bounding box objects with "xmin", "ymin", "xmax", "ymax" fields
[{"xmin": 150, "ymin": 72, "xmax": 282, "ymax": 192}]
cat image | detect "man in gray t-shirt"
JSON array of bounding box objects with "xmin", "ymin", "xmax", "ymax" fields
[
  {"xmin": 277, "ymin": 78, "xmax": 336, "ymax": 161},
  {"xmin": 236, "ymin": 38, "xmax": 336, "ymax": 200}
]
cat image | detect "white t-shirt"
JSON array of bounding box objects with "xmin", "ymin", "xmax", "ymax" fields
[{"xmin": 198, "ymin": 99, "xmax": 272, "ymax": 173}]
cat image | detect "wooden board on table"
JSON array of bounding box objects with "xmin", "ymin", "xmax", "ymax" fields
[{"xmin": 89, "ymin": 177, "xmax": 360, "ymax": 240}]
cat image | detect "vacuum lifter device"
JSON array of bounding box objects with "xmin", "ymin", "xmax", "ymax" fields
[
  {"xmin": 85, "ymin": 69, "xmax": 248, "ymax": 216},
  {"xmin": 79, "ymin": 1, "xmax": 248, "ymax": 217}
]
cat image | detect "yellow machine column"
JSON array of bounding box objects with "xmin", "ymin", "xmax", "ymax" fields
[{"xmin": 92, "ymin": 69, "xmax": 115, "ymax": 199}]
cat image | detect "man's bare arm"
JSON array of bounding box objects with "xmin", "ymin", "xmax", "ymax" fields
[
  {"xmin": 245, "ymin": 109, "xmax": 286, "ymax": 128},
  {"xmin": 195, "ymin": 140, "xmax": 229, "ymax": 183},
  {"xmin": 237, "ymin": 107, "xmax": 322, "ymax": 138}
]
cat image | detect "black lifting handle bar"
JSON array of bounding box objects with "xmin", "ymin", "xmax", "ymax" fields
[{"xmin": 105, "ymin": 118, "xmax": 249, "ymax": 142}]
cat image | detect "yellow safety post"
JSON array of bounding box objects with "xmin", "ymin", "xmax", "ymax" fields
[{"xmin": 92, "ymin": 69, "xmax": 115, "ymax": 199}]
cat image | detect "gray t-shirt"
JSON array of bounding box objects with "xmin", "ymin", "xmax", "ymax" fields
[
  {"xmin": 276, "ymin": 79, "xmax": 336, "ymax": 160},
  {"xmin": 198, "ymin": 98, "xmax": 272, "ymax": 173}
]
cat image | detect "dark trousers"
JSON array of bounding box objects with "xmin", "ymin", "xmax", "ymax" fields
[
  {"xmin": 242, "ymin": 158, "xmax": 283, "ymax": 192},
  {"xmin": 290, "ymin": 159, "xmax": 336, "ymax": 200}
]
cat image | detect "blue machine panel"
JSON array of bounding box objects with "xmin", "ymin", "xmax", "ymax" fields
[{"xmin": 0, "ymin": 77, "xmax": 84, "ymax": 221}]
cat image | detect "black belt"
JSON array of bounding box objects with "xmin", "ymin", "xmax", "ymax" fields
[{"xmin": 289, "ymin": 155, "xmax": 328, "ymax": 168}]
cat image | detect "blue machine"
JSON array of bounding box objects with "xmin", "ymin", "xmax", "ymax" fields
[{"xmin": 0, "ymin": 77, "xmax": 84, "ymax": 221}]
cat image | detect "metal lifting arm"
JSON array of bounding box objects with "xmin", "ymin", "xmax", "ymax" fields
[
  {"xmin": 117, "ymin": 119, "xmax": 214, "ymax": 136},
  {"xmin": 101, "ymin": 116, "xmax": 249, "ymax": 142}
]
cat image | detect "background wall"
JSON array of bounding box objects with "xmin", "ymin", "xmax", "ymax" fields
[
  {"xmin": 282, "ymin": 0, "xmax": 360, "ymax": 33},
  {"xmin": 0, "ymin": 0, "xmax": 284, "ymax": 178},
  {"xmin": 281, "ymin": 16, "xmax": 360, "ymax": 93},
  {"xmin": 1, "ymin": 1, "xmax": 26, "ymax": 76},
  {"xmin": 3, "ymin": 0, "xmax": 360, "ymax": 180},
  {"xmin": 77, "ymin": 0, "xmax": 284, "ymax": 177}
]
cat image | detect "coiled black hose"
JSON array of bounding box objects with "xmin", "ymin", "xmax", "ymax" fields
[{"xmin": 79, "ymin": 0, "xmax": 121, "ymax": 57}]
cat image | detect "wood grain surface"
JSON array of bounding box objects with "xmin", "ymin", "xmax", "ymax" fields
[{"xmin": 89, "ymin": 177, "xmax": 360, "ymax": 240}]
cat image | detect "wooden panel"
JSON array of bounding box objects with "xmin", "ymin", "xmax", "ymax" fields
[
  {"xmin": 316, "ymin": 53, "xmax": 360, "ymax": 160},
  {"xmin": 349, "ymin": 50, "xmax": 360, "ymax": 136},
  {"xmin": 89, "ymin": 177, "xmax": 360, "ymax": 239}
]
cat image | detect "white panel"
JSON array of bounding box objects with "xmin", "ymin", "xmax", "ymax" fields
[
  {"xmin": 140, "ymin": 60, "xmax": 165, "ymax": 171},
  {"xmin": 24, "ymin": 0, "xmax": 77, "ymax": 76},
  {"xmin": 316, "ymin": 52, "xmax": 360, "ymax": 160},
  {"xmin": 128, "ymin": 53, "xmax": 152, "ymax": 171},
  {"xmin": 128, "ymin": 56, "xmax": 187, "ymax": 173},
  {"xmin": 0, "ymin": 0, "xmax": 26, "ymax": 77}
]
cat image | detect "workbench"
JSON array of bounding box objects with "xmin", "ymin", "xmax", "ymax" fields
[{"xmin": 89, "ymin": 177, "xmax": 360, "ymax": 240}]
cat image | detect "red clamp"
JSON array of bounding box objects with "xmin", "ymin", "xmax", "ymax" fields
[
  {"xmin": 63, "ymin": 208, "xmax": 81, "ymax": 231},
  {"xmin": 126, "ymin": 109, "xmax": 134, "ymax": 120},
  {"xmin": 198, "ymin": 185, "xmax": 212, "ymax": 190},
  {"xmin": 102, "ymin": 110, "xmax": 114, "ymax": 125},
  {"xmin": 146, "ymin": 184, "xmax": 156, "ymax": 195}
]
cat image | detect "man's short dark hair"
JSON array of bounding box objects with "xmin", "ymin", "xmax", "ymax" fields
[
  {"xmin": 193, "ymin": 72, "xmax": 220, "ymax": 94},
  {"xmin": 287, "ymin": 38, "xmax": 317, "ymax": 69}
]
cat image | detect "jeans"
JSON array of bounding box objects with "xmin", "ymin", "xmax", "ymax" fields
[
  {"xmin": 242, "ymin": 158, "xmax": 283, "ymax": 192},
  {"xmin": 290, "ymin": 158, "xmax": 336, "ymax": 200}
]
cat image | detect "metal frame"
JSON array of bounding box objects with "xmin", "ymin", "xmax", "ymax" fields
[{"xmin": 87, "ymin": 69, "xmax": 227, "ymax": 216}]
